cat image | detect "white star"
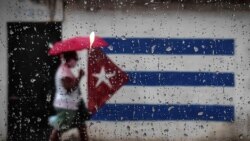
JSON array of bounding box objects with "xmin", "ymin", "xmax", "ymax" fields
[{"xmin": 93, "ymin": 67, "xmax": 116, "ymax": 88}]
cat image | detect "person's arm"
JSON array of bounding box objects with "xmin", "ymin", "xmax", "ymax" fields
[
  {"xmin": 61, "ymin": 77, "xmax": 78, "ymax": 92},
  {"xmin": 62, "ymin": 69, "xmax": 84, "ymax": 93}
]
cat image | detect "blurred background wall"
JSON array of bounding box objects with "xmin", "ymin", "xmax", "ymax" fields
[{"xmin": 0, "ymin": 0, "xmax": 250, "ymax": 140}]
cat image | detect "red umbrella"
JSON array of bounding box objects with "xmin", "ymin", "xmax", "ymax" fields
[{"xmin": 48, "ymin": 36, "xmax": 108, "ymax": 55}]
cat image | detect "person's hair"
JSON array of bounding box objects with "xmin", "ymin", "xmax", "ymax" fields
[{"xmin": 62, "ymin": 51, "xmax": 78, "ymax": 62}]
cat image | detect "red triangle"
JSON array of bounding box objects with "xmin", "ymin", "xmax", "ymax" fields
[{"xmin": 88, "ymin": 49, "xmax": 129, "ymax": 114}]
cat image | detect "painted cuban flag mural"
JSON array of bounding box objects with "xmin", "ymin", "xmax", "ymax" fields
[
  {"xmin": 75, "ymin": 37, "xmax": 235, "ymax": 140},
  {"xmin": 86, "ymin": 38, "xmax": 234, "ymax": 122}
]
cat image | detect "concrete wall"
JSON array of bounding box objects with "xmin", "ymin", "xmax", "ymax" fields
[
  {"xmin": 0, "ymin": 0, "xmax": 250, "ymax": 140},
  {"xmin": 62, "ymin": 3, "xmax": 250, "ymax": 141}
]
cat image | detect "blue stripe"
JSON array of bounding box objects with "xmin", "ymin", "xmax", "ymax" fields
[
  {"xmin": 91, "ymin": 104, "xmax": 234, "ymax": 122},
  {"xmin": 125, "ymin": 72, "xmax": 234, "ymax": 87},
  {"xmin": 102, "ymin": 38, "xmax": 234, "ymax": 55}
]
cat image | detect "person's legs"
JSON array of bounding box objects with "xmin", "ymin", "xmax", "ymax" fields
[
  {"xmin": 78, "ymin": 124, "xmax": 88, "ymax": 141},
  {"xmin": 49, "ymin": 128, "xmax": 60, "ymax": 141}
]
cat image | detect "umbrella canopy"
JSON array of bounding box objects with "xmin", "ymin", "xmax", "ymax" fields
[{"xmin": 48, "ymin": 36, "xmax": 108, "ymax": 55}]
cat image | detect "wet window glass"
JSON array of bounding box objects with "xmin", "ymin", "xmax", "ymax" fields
[{"xmin": 1, "ymin": 0, "xmax": 250, "ymax": 140}]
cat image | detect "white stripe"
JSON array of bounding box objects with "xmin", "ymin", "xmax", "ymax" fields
[
  {"xmin": 107, "ymin": 87, "xmax": 234, "ymax": 105},
  {"xmin": 107, "ymin": 55, "xmax": 235, "ymax": 72},
  {"xmin": 87, "ymin": 121, "xmax": 235, "ymax": 141}
]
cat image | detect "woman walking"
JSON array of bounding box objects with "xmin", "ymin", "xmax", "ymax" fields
[{"xmin": 49, "ymin": 51, "xmax": 88, "ymax": 141}]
